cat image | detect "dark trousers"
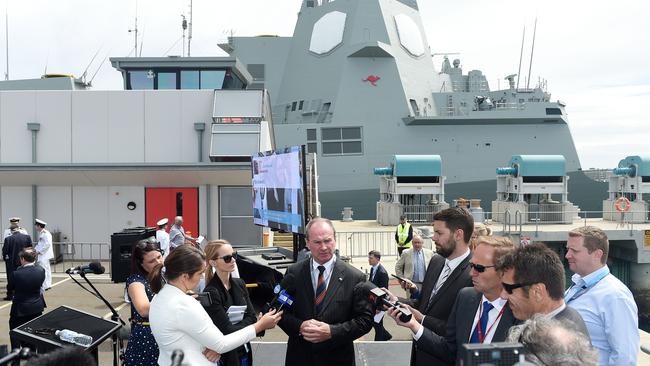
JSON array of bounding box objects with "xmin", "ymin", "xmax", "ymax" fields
[
  {"xmin": 372, "ymin": 318, "xmax": 392, "ymax": 341},
  {"xmin": 397, "ymin": 246, "xmax": 407, "ymax": 256},
  {"xmin": 4, "ymin": 264, "xmax": 14, "ymax": 298},
  {"xmin": 9, "ymin": 313, "xmax": 41, "ymax": 350}
]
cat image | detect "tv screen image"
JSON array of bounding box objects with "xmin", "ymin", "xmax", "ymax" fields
[{"xmin": 252, "ymin": 146, "xmax": 306, "ymax": 234}]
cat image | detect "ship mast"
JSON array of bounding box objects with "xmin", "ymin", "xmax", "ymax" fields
[
  {"xmin": 526, "ymin": 18, "xmax": 538, "ymax": 90},
  {"xmin": 187, "ymin": 0, "xmax": 193, "ymax": 57},
  {"xmin": 128, "ymin": 0, "xmax": 139, "ymax": 57},
  {"xmin": 5, "ymin": 3, "xmax": 8, "ymax": 80}
]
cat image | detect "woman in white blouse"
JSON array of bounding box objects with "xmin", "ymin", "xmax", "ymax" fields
[{"xmin": 149, "ymin": 245, "xmax": 282, "ymax": 366}]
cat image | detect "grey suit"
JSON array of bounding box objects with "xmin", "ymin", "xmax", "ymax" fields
[
  {"xmin": 278, "ymin": 259, "xmax": 373, "ymax": 366},
  {"xmin": 395, "ymin": 248, "xmax": 434, "ymax": 282},
  {"xmin": 416, "ymin": 287, "xmax": 518, "ymax": 365}
]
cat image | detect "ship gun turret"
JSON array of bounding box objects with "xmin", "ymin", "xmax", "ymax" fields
[
  {"xmin": 374, "ymin": 155, "xmax": 449, "ymax": 226},
  {"xmin": 492, "ymin": 155, "xmax": 579, "ymax": 224},
  {"xmin": 603, "ymin": 155, "xmax": 650, "ymax": 223}
]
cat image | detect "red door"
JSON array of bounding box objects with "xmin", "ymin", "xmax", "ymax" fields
[{"xmin": 145, "ymin": 188, "xmax": 199, "ymax": 237}]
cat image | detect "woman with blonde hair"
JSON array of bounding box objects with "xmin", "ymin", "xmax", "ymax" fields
[{"xmin": 202, "ymin": 240, "xmax": 258, "ymax": 366}]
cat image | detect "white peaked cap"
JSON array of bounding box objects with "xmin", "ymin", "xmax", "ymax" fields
[
  {"xmin": 35, "ymin": 219, "xmax": 47, "ymax": 226},
  {"xmin": 157, "ymin": 218, "xmax": 169, "ymax": 226}
]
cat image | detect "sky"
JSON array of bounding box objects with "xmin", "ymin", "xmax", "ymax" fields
[{"xmin": 4, "ymin": 0, "xmax": 650, "ymax": 169}]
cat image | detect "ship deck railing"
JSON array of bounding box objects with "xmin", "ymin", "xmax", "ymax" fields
[{"xmin": 0, "ymin": 242, "xmax": 111, "ymax": 274}]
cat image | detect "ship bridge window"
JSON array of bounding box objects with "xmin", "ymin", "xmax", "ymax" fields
[
  {"xmin": 546, "ymin": 108, "xmax": 562, "ymax": 115},
  {"xmin": 321, "ymin": 127, "xmax": 362, "ymax": 156},
  {"xmin": 128, "ymin": 71, "xmax": 154, "ymax": 89},
  {"xmin": 181, "ymin": 70, "xmax": 200, "ymax": 89},
  {"xmin": 307, "ymin": 128, "xmax": 317, "ymax": 154}
]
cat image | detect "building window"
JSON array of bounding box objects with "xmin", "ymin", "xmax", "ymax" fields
[
  {"xmin": 299, "ymin": 100, "xmax": 304, "ymax": 110},
  {"xmin": 157, "ymin": 72, "xmax": 177, "ymax": 89},
  {"xmin": 129, "ymin": 71, "xmax": 154, "ymax": 89},
  {"xmin": 292, "ymin": 101, "xmax": 297, "ymax": 112},
  {"xmin": 200, "ymin": 70, "xmax": 226, "ymax": 89},
  {"xmin": 321, "ymin": 127, "xmax": 362, "ymax": 156},
  {"xmin": 181, "ymin": 70, "xmax": 200, "ymax": 89},
  {"xmin": 546, "ymin": 108, "xmax": 562, "ymax": 115}
]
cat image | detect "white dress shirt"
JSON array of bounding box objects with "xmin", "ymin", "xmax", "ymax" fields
[
  {"xmin": 433, "ymin": 248, "xmax": 471, "ymax": 293},
  {"xmin": 149, "ymin": 284, "xmax": 257, "ymax": 366},
  {"xmin": 310, "ymin": 256, "xmax": 336, "ymax": 292}
]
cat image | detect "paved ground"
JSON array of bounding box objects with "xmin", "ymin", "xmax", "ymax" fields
[{"xmin": 2, "ymin": 257, "xmax": 650, "ymax": 365}]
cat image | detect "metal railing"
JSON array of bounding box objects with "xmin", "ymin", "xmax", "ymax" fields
[
  {"xmin": 335, "ymin": 231, "xmax": 435, "ymax": 260},
  {"xmin": 402, "ymin": 204, "xmax": 437, "ymax": 223},
  {"xmin": 0, "ymin": 242, "xmax": 110, "ymax": 274}
]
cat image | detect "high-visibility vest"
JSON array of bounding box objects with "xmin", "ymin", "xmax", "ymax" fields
[{"xmin": 397, "ymin": 223, "xmax": 412, "ymax": 247}]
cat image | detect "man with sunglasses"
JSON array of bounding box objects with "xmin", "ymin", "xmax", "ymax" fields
[
  {"xmin": 389, "ymin": 236, "xmax": 517, "ymax": 365},
  {"xmin": 564, "ymin": 226, "xmax": 638, "ymax": 366},
  {"xmin": 496, "ymin": 242, "xmax": 589, "ymax": 337}
]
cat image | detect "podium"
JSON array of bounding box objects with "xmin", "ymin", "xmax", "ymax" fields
[{"xmin": 10, "ymin": 306, "xmax": 121, "ymax": 361}]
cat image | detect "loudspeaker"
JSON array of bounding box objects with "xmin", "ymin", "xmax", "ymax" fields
[
  {"xmin": 110, "ymin": 227, "xmax": 156, "ymax": 283},
  {"xmin": 10, "ymin": 305, "xmax": 121, "ymax": 358}
]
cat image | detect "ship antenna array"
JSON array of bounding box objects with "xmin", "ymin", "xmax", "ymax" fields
[
  {"xmin": 187, "ymin": 0, "xmax": 193, "ymax": 57},
  {"xmin": 4, "ymin": 2, "xmax": 8, "ymax": 80},
  {"xmin": 128, "ymin": 0, "xmax": 139, "ymax": 57},
  {"xmin": 516, "ymin": 25, "xmax": 526, "ymax": 90},
  {"xmin": 526, "ymin": 18, "xmax": 538, "ymax": 90}
]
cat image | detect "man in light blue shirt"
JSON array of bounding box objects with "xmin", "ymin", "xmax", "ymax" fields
[{"xmin": 565, "ymin": 226, "xmax": 639, "ymax": 366}]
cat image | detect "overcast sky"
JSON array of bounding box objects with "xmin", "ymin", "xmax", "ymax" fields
[{"xmin": 5, "ymin": 0, "xmax": 649, "ymax": 169}]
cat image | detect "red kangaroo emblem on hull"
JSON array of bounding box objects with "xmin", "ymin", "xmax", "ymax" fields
[{"xmin": 362, "ymin": 75, "xmax": 381, "ymax": 86}]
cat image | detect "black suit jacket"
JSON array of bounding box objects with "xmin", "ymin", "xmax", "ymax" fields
[
  {"xmin": 416, "ymin": 287, "xmax": 518, "ymax": 365},
  {"xmin": 10, "ymin": 264, "xmax": 45, "ymax": 317},
  {"xmin": 3, "ymin": 233, "xmax": 33, "ymax": 269},
  {"xmin": 406, "ymin": 253, "xmax": 473, "ymax": 366},
  {"xmin": 203, "ymin": 276, "xmax": 257, "ymax": 366},
  {"xmin": 370, "ymin": 264, "xmax": 389, "ymax": 289},
  {"xmin": 555, "ymin": 305, "xmax": 590, "ymax": 339},
  {"xmin": 278, "ymin": 259, "xmax": 373, "ymax": 366}
]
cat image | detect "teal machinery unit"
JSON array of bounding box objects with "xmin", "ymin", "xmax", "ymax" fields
[
  {"xmin": 603, "ymin": 155, "xmax": 650, "ymax": 223},
  {"xmin": 492, "ymin": 155, "xmax": 578, "ymax": 224},
  {"xmin": 374, "ymin": 155, "xmax": 448, "ymax": 225}
]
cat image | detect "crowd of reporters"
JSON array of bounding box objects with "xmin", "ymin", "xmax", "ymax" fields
[{"xmin": 3, "ymin": 208, "xmax": 642, "ymax": 366}]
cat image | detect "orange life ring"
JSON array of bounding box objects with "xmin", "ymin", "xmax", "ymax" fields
[{"xmin": 615, "ymin": 197, "xmax": 631, "ymax": 212}]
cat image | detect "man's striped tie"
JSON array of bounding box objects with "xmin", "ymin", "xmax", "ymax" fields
[{"xmin": 314, "ymin": 265, "xmax": 327, "ymax": 312}]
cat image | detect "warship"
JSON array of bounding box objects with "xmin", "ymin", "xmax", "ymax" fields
[{"xmin": 221, "ymin": 0, "xmax": 606, "ymax": 219}]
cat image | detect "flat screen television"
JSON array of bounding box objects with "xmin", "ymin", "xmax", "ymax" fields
[{"xmin": 252, "ymin": 146, "xmax": 306, "ymax": 234}]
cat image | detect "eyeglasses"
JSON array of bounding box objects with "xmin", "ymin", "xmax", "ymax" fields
[
  {"xmin": 502, "ymin": 281, "xmax": 535, "ymax": 294},
  {"xmin": 469, "ymin": 262, "xmax": 495, "ymax": 273},
  {"xmin": 216, "ymin": 252, "xmax": 238, "ymax": 263}
]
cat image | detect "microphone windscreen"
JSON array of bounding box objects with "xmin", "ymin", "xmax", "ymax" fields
[{"xmin": 89, "ymin": 262, "xmax": 105, "ymax": 274}]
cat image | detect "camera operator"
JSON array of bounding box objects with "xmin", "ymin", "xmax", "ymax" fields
[
  {"xmin": 148, "ymin": 245, "xmax": 282, "ymax": 366},
  {"xmin": 202, "ymin": 240, "xmax": 257, "ymax": 366}
]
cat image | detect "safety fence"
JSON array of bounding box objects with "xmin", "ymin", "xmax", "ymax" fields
[
  {"xmin": 0, "ymin": 242, "xmax": 110, "ymax": 274},
  {"xmin": 335, "ymin": 231, "xmax": 435, "ymax": 259}
]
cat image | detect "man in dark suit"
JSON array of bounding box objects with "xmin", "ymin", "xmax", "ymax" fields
[
  {"xmin": 389, "ymin": 207, "xmax": 474, "ymax": 366},
  {"xmin": 389, "ymin": 236, "xmax": 518, "ymax": 365},
  {"xmin": 496, "ymin": 242, "xmax": 589, "ymax": 337},
  {"xmin": 368, "ymin": 250, "xmax": 391, "ymax": 341},
  {"xmin": 278, "ymin": 218, "xmax": 373, "ymax": 366},
  {"xmin": 9, "ymin": 248, "xmax": 46, "ymax": 351},
  {"xmin": 2, "ymin": 228, "xmax": 34, "ymax": 300}
]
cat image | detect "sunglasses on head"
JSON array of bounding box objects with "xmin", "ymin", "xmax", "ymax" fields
[
  {"xmin": 502, "ymin": 281, "xmax": 535, "ymax": 294},
  {"xmin": 216, "ymin": 252, "xmax": 238, "ymax": 263},
  {"xmin": 469, "ymin": 262, "xmax": 495, "ymax": 273}
]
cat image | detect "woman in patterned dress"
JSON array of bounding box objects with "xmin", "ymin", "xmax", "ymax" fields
[{"xmin": 123, "ymin": 237, "xmax": 162, "ymax": 365}]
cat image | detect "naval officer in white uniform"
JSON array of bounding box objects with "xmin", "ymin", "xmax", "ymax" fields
[
  {"xmin": 3, "ymin": 217, "xmax": 28, "ymax": 240},
  {"xmin": 156, "ymin": 218, "xmax": 171, "ymax": 259},
  {"xmin": 34, "ymin": 219, "xmax": 54, "ymax": 290}
]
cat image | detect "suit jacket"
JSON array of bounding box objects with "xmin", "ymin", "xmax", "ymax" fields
[
  {"xmin": 406, "ymin": 253, "xmax": 473, "ymax": 366},
  {"xmin": 203, "ymin": 276, "xmax": 258, "ymax": 366},
  {"xmin": 555, "ymin": 305, "xmax": 590, "ymax": 339},
  {"xmin": 416, "ymin": 287, "xmax": 518, "ymax": 365},
  {"xmin": 10, "ymin": 264, "xmax": 45, "ymax": 317},
  {"xmin": 278, "ymin": 259, "xmax": 373, "ymax": 366},
  {"xmin": 370, "ymin": 264, "xmax": 389, "ymax": 289},
  {"xmin": 395, "ymin": 248, "xmax": 435, "ymax": 281},
  {"xmin": 3, "ymin": 232, "xmax": 33, "ymax": 269}
]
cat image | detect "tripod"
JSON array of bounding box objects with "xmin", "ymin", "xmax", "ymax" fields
[{"xmin": 76, "ymin": 272, "xmax": 126, "ymax": 366}]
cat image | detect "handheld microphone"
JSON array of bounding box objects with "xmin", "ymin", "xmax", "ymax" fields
[
  {"xmin": 264, "ymin": 273, "xmax": 295, "ymax": 312},
  {"xmin": 361, "ymin": 281, "xmax": 412, "ymax": 323},
  {"xmin": 65, "ymin": 262, "xmax": 105, "ymax": 275},
  {"xmin": 170, "ymin": 349, "xmax": 184, "ymax": 366}
]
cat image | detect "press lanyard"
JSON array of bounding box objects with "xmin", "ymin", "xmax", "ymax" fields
[
  {"xmin": 565, "ymin": 270, "xmax": 609, "ymax": 303},
  {"xmin": 475, "ymin": 301, "xmax": 507, "ymax": 344}
]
